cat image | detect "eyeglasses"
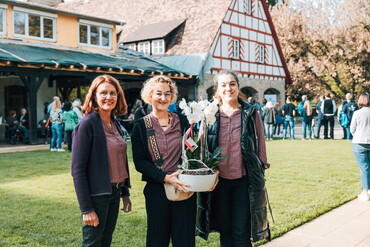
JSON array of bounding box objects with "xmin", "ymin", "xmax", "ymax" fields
[
  {"xmin": 154, "ymin": 92, "xmax": 172, "ymax": 99},
  {"xmin": 97, "ymin": 91, "xmax": 118, "ymax": 98}
]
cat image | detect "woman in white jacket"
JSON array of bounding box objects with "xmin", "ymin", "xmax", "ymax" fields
[{"xmin": 350, "ymin": 93, "xmax": 370, "ymax": 201}]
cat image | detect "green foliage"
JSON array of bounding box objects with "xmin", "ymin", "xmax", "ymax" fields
[{"xmin": 0, "ymin": 140, "xmax": 360, "ymax": 246}]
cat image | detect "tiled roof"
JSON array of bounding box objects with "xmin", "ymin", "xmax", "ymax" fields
[
  {"xmin": 57, "ymin": 0, "xmax": 232, "ymax": 55},
  {"xmin": 124, "ymin": 19, "xmax": 186, "ymax": 43},
  {"xmin": 2, "ymin": 0, "xmax": 125, "ymax": 25}
]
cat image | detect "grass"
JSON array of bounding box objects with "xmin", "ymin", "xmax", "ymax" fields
[{"xmin": 0, "ymin": 139, "xmax": 360, "ymax": 246}]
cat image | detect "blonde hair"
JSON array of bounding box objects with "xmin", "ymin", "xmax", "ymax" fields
[
  {"xmin": 266, "ymin": 101, "xmax": 274, "ymax": 108},
  {"xmin": 52, "ymin": 98, "xmax": 62, "ymax": 112},
  {"xmin": 82, "ymin": 74, "xmax": 127, "ymax": 116},
  {"xmin": 304, "ymin": 100, "xmax": 312, "ymax": 116},
  {"xmin": 141, "ymin": 75, "xmax": 178, "ymax": 105}
]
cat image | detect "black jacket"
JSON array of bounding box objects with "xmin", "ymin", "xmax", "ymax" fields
[
  {"xmin": 71, "ymin": 111, "xmax": 131, "ymax": 214},
  {"xmin": 131, "ymin": 113, "xmax": 189, "ymax": 183},
  {"xmin": 198, "ymin": 99, "xmax": 270, "ymax": 242}
]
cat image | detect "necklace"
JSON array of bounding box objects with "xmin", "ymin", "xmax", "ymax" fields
[{"xmin": 160, "ymin": 112, "xmax": 172, "ymax": 127}]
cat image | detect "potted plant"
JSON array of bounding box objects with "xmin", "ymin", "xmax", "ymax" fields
[{"xmin": 178, "ymin": 98, "xmax": 227, "ymax": 192}]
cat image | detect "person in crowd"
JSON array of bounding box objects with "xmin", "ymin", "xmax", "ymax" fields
[
  {"xmin": 19, "ymin": 108, "xmax": 29, "ymax": 130},
  {"xmin": 48, "ymin": 96, "xmax": 59, "ymax": 114},
  {"xmin": 315, "ymin": 95, "xmax": 325, "ymax": 139},
  {"xmin": 253, "ymin": 97, "xmax": 261, "ymax": 108},
  {"xmin": 350, "ymin": 93, "xmax": 370, "ymax": 201},
  {"xmin": 203, "ymin": 70, "xmax": 270, "ymax": 246},
  {"xmin": 7, "ymin": 110, "xmax": 19, "ymax": 138},
  {"xmin": 343, "ymin": 93, "xmax": 359, "ymax": 140},
  {"xmin": 263, "ymin": 101, "xmax": 276, "ymax": 140},
  {"xmin": 321, "ymin": 93, "xmax": 337, "ymax": 139},
  {"xmin": 7, "ymin": 110, "xmax": 29, "ymax": 142},
  {"xmin": 50, "ymin": 97, "xmax": 64, "ymax": 151},
  {"xmin": 301, "ymin": 99, "xmax": 314, "ymax": 140},
  {"xmin": 131, "ymin": 75, "xmax": 195, "ymax": 247},
  {"xmin": 282, "ymin": 96, "xmax": 296, "ymax": 140},
  {"xmin": 258, "ymin": 98, "xmax": 267, "ymax": 123},
  {"xmin": 338, "ymin": 98, "xmax": 348, "ymax": 139},
  {"xmin": 273, "ymin": 102, "xmax": 283, "ymax": 136},
  {"xmin": 72, "ymin": 74, "xmax": 132, "ymax": 246},
  {"xmin": 62, "ymin": 102, "xmax": 79, "ymax": 152},
  {"xmin": 72, "ymin": 99, "xmax": 84, "ymax": 121}
]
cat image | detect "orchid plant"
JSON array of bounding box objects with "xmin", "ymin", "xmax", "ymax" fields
[{"xmin": 179, "ymin": 98, "xmax": 227, "ymax": 171}]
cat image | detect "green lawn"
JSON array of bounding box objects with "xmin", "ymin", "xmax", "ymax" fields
[{"xmin": 0, "ymin": 140, "xmax": 360, "ymax": 246}]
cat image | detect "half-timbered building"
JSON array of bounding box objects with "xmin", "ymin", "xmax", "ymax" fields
[{"xmin": 58, "ymin": 0, "xmax": 291, "ymax": 104}]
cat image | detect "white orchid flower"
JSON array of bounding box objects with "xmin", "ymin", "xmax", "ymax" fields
[
  {"xmin": 198, "ymin": 100, "xmax": 208, "ymax": 110},
  {"xmin": 191, "ymin": 102, "xmax": 204, "ymax": 115},
  {"xmin": 212, "ymin": 97, "xmax": 220, "ymax": 105},
  {"xmin": 187, "ymin": 113, "xmax": 201, "ymax": 124},
  {"xmin": 179, "ymin": 98, "xmax": 188, "ymax": 110},
  {"xmin": 183, "ymin": 106, "xmax": 192, "ymax": 116},
  {"xmin": 204, "ymin": 104, "xmax": 218, "ymax": 116},
  {"xmin": 205, "ymin": 115, "xmax": 216, "ymax": 125}
]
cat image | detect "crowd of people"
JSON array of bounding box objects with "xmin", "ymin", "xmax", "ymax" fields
[{"xmin": 2, "ymin": 72, "xmax": 369, "ymax": 246}]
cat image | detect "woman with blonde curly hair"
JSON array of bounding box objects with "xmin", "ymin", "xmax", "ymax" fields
[{"xmin": 131, "ymin": 75, "xmax": 195, "ymax": 247}]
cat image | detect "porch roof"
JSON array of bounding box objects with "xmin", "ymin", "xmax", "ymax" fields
[{"xmin": 0, "ymin": 41, "xmax": 191, "ymax": 79}]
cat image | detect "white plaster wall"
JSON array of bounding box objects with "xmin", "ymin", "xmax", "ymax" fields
[{"xmin": 37, "ymin": 78, "xmax": 57, "ymax": 121}]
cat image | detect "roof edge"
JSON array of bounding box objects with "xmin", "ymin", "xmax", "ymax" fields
[
  {"xmin": 260, "ymin": 0, "xmax": 292, "ymax": 85},
  {"xmin": 2, "ymin": 0, "xmax": 125, "ymax": 26}
]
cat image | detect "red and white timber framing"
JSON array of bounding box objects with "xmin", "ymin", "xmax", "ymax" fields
[{"xmin": 209, "ymin": 0, "xmax": 291, "ymax": 84}]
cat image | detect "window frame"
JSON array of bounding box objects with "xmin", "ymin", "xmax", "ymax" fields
[
  {"xmin": 257, "ymin": 44, "xmax": 265, "ymax": 63},
  {"xmin": 125, "ymin": 43, "xmax": 136, "ymax": 51},
  {"xmin": 0, "ymin": 4, "xmax": 7, "ymax": 36},
  {"xmin": 138, "ymin": 41, "xmax": 150, "ymax": 55},
  {"xmin": 151, "ymin": 39, "xmax": 165, "ymax": 55},
  {"xmin": 229, "ymin": 39, "xmax": 240, "ymax": 59},
  {"xmin": 78, "ymin": 19, "xmax": 113, "ymax": 49},
  {"xmin": 243, "ymin": 0, "xmax": 252, "ymax": 15},
  {"xmin": 12, "ymin": 6, "xmax": 57, "ymax": 42}
]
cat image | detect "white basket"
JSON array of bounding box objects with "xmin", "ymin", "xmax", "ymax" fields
[{"xmin": 179, "ymin": 172, "xmax": 217, "ymax": 192}]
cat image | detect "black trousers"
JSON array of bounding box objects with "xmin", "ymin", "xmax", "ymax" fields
[
  {"xmin": 65, "ymin": 130, "xmax": 73, "ymax": 152},
  {"xmin": 82, "ymin": 185, "xmax": 121, "ymax": 247},
  {"xmin": 323, "ymin": 115, "xmax": 334, "ymax": 139},
  {"xmin": 212, "ymin": 176, "xmax": 252, "ymax": 247},
  {"xmin": 144, "ymin": 182, "xmax": 196, "ymax": 247}
]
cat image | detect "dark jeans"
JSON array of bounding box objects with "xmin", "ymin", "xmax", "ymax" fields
[
  {"xmin": 212, "ymin": 176, "xmax": 252, "ymax": 247},
  {"xmin": 82, "ymin": 185, "xmax": 121, "ymax": 247},
  {"xmin": 144, "ymin": 182, "xmax": 196, "ymax": 247},
  {"xmin": 315, "ymin": 117, "xmax": 323, "ymax": 138},
  {"xmin": 323, "ymin": 115, "xmax": 334, "ymax": 139},
  {"xmin": 65, "ymin": 130, "xmax": 73, "ymax": 152}
]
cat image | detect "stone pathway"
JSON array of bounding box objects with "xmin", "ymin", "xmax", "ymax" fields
[{"xmin": 262, "ymin": 199, "xmax": 370, "ymax": 247}]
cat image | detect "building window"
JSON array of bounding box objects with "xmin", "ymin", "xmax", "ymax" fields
[
  {"xmin": 138, "ymin": 41, "xmax": 150, "ymax": 55},
  {"xmin": 79, "ymin": 19, "xmax": 112, "ymax": 49},
  {"xmin": 125, "ymin": 43, "xmax": 136, "ymax": 50},
  {"xmin": 256, "ymin": 44, "xmax": 265, "ymax": 63},
  {"xmin": 243, "ymin": 0, "xmax": 252, "ymax": 15},
  {"xmin": 13, "ymin": 7, "xmax": 56, "ymax": 41},
  {"xmin": 0, "ymin": 4, "xmax": 7, "ymax": 36},
  {"xmin": 228, "ymin": 39, "xmax": 240, "ymax": 59},
  {"xmin": 152, "ymin": 39, "xmax": 165, "ymax": 55}
]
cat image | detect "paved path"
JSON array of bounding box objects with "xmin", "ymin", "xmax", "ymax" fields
[
  {"xmin": 262, "ymin": 199, "xmax": 370, "ymax": 247},
  {"xmin": 0, "ymin": 144, "xmax": 49, "ymax": 153}
]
